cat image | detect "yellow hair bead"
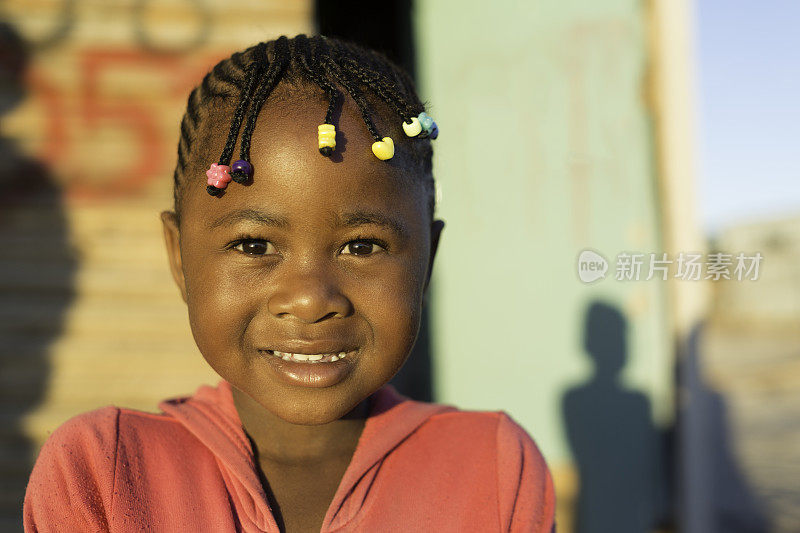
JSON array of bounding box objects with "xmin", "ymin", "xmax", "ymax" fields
[
  {"xmin": 318, "ymin": 124, "xmax": 336, "ymax": 155},
  {"xmin": 402, "ymin": 117, "xmax": 422, "ymax": 137},
  {"xmin": 371, "ymin": 137, "xmax": 394, "ymax": 160}
]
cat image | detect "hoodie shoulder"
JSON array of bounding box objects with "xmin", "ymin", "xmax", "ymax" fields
[
  {"xmin": 401, "ymin": 407, "xmax": 555, "ymax": 533},
  {"xmin": 353, "ymin": 402, "xmax": 555, "ymax": 532},
  {"xmin": 24, "ymin": 406, "xmax": 120, "ymax": 532},
  {"xmin": 112, "ymin": 404, "xmax": 218, "ymax": 461},
  {"xmin": 494, "ymin": 411, "xmax": 556, "ymax": 533}
]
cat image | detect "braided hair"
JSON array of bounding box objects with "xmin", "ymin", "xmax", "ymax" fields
[{"xmin": 172, "ymin": 34, "xmax": 435, "ymax": 224}]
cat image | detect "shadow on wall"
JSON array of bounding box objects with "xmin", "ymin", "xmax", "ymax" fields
[
  {"xmin": 0, "ymin": 22, "xmax": 77, "ymax": 530},
  {"xmin": 563, "ymin": 301, "xmax": 772, "ymax": 532},
  {"xmin": 562, "ymin": 300, "xmax": 672, "ymax": 533},
  {"xmin": 677, "ymin": 323, "xmax": 770, "ymax": 533}
]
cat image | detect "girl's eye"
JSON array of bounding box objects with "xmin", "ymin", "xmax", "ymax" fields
[
  {"xmin": 342, "ymin": 239, "xmax": 386, "ymax": 256},
  {"xmin": 233, "ymin": 239, "xmax": 275, "ymax": 256}
]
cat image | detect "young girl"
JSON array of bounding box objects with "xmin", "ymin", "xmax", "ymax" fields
[{"xmin": 23, "ymin": 34, "xmax": 556, "ymax": 532}]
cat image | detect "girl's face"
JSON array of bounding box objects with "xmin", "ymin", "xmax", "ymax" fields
[{"xmin": 161, "ymin": 87, "xmax": 443, "ymax": 425}]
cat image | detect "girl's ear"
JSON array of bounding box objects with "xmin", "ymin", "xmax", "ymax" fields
[
  {"xmin": 422, "ymin": 219, "xmax": 445, "ymax": 307},
  {"xmin": 160, "ymin": 211, "xmax": 188, "ymax": 304}
]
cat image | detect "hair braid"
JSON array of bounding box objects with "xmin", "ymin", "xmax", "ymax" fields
[
  {"xmin": 171, "ymin": 49, "xmax": 252, "ymax": 210},
  {"xmin": 338, "ymin": 58, "xmax": 414, "ymax": 123},
  {"xmin": 218, "ymin": 42, "xmax": 267, "ymax": 166},
  {"xmin": 323, "ymin": 55, "xmax": 383, "ymax": 143},
  {"xmin": 238, "ymin": 36, "xmax": 289, "ymax": 165},
  {"xmin": 335, "ymin": 43, "xmax": 419, "ymax": 121},
  {"xmin": 295, "ymin": 34, "xmax": 339, "ymax": 126}
]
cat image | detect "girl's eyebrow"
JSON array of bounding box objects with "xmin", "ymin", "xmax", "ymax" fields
[
  {"xmin": 338, "ymin": 211, "xmax": 409, "ymax": 239},
  {"xmin": 206, "ymin": 208, "xmax": 409, "ymax": 239},
  {"xmin": 207, "ymin": 208, "xmax": 289, "ymax": 230}
]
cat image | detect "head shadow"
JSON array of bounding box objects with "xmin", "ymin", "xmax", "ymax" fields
[
  {"xmin": 675, "ymin": 322, "xmax": 771, "ymax": 531},
  {"xmin": 562, "ymin": 300, "xmax": 667, "ymax": 532},
  {"xmin": 0, "ymin": 20, "xmax": 78, "ymax": 529}
]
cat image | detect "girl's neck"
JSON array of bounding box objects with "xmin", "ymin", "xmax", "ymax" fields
[{"xmin": 231, "ymin": 387, "xmax": 371, "ymax": 465}]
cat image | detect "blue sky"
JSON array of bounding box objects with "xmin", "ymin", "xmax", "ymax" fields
[{"xmin": 693, "ymin": 0, "xmax": 800, "ymax": 235}]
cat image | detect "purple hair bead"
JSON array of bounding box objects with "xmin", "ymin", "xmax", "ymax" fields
[
  {"xmin": 429, "ymin": 122, "xmax": 439, "ymax": 140},
  {"xmin": 231, "ymin": 159, "xmax": 253, "ymax": 183}
]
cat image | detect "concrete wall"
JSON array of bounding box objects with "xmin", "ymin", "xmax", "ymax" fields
[{"xmin": 415, "ymin": 1, "xmax": 678, "ymax": 527}]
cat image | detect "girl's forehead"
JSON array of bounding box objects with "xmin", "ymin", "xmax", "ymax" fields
[{"xmin": 185, "ymin": 176, "xmax": 427, "ymax": 239}]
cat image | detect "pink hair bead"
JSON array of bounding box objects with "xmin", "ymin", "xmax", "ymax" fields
[{"xmin": 206, "ymin": 163, "xmax": 232, "ymax": 195}]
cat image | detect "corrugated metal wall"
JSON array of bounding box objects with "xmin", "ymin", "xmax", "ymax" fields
[{"xmin": 0, "ymin": 2, "xmax": 311, "ymax": 529}]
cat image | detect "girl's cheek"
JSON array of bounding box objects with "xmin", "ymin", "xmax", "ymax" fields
[
  {"xmin": 185, "ymin": 269, "xmax": 247, "ymax": 333},
  {"xmin": 365, "ymin": 268, "xmax": 424, "ymax": 330},
  {"xmin": 349, "ymin": 262, "xmax": 421, "ymax": 304}
]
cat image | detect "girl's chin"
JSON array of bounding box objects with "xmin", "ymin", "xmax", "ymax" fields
[{"xmin": 264, "ymin": 388, "xmax": 372, "ymax": 426}]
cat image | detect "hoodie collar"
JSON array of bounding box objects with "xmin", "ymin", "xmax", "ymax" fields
[{"xmin": 159, "ymin": 380, "xmax": 456, "ymax": 532}]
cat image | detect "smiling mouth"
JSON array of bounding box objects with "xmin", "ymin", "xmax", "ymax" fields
[{"xmin": 260, "ymin": 349, "xmax": 357, "ymax": 363}]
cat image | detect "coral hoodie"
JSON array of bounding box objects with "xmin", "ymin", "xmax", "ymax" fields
[{"xmin": 23, "ymin": 380, "xmax": 555, "ymax": 532}]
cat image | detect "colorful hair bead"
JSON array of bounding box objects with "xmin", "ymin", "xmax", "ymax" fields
[
  {"xmin": 402, "ymin": 117, "xmax": 422, "ymax": 137},
  {"xmin": 429, "ymin": 121, "xmax": 438, "ymax": 140},
  {"xmin": 318, "ymin": 124, "xmax": 336, "ymax": 156},
  {"xmin": 417, "ymin": 112, "xmax": 434, "ymax": 133},
  {"xmin": 206, "ymin": 163, "xmax": 232, "ymax": 196},
  {"xmin": 371, "ymin": 137, "xmax": 394, "ymax": 160},
  {"xmin": 231, "ymin": 159, "xmax": 253, "ymax": 183}
]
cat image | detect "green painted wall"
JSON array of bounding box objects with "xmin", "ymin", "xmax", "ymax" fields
[{"xmin": 415, "ymin": 0, "xmax": 672, "ymax": 466}]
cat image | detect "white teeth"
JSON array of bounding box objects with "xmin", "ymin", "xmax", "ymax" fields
[{"xmin": 270, "ymin": 350, "xmax": 352, "ymax": 363}]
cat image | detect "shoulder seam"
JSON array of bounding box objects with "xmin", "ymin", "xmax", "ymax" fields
[
  {"xmin": 496, "ymin": 411, "xmax": 523, "ymax": 531},
  {"xmin": 116, "ymin": 408, "xmax": 177, "ymax": 421},
  {"xmin": 110, "ymin": 407, "xmax": 120, "ymax": 523},
  {"xmin": 425, "ymin": 408, "xmax": 501, "ymax": 421},
  {"xmin": 495, "ymin": 412, "xmax": 503, "ymax": 532}
]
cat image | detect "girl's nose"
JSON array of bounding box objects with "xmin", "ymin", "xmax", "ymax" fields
[{"xmin": 266, "ymin": 267, "xmax": 352, "ymax": 323}]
